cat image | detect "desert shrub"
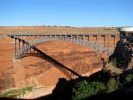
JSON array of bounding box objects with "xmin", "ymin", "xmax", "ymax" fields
[
  {"xmin": 107, "ymin": 78, "xmax": 119, "ymax": 93},
  {"xmin": 103, "ymin": 60, "xmax": 122, "ymax": 75},
  {"xmin": 111, "ymin": 58, "xmax": 117, "ymax": 67},
  {"xmin": 125, "ymin": 74, "xmax": 133, "ymax": 83},
  {"xmin": 72, "ymin": 80, "xmax": 106, "ymax": 100}
]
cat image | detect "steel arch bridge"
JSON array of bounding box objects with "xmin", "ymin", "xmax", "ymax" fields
[
  {"xmin": 0, "ymin": 33, "xmax": 120, "ymax": 79},
  {"xmin": 15, "ymin": 36, "xmax": 114, "ymax": 59}
]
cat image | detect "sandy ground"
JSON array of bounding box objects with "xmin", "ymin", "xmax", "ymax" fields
[{"xmin": 0, "ymin": 26, "xmax": 119, "ymax": 34}]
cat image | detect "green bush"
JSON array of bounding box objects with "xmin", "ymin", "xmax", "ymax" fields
[
  {"xmin": 103, "ymin": 60, "xmax": 122, "ymax": 75},
  {"xmin": 125, "ymin": 74, "xmax": 133, "ymax": 83},
  {"xmin": 0, "ymin": 86, "xmax": 33, "ymax": 98},
  {"xmin": 107, "ymin": 78, "xmax": 119, "ymax": 93},
  {"xmin": 72, "ymin": 80, "xmax": 106, "ymax": 100}
]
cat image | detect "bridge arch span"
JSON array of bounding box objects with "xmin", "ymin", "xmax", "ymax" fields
[
  {"xmin": 16, "ymin": 48, "xmax": 82, "ymax": 79},
  {"xmin": 15, "ymin": 36, "xmax": 109, "ymax": 59}
]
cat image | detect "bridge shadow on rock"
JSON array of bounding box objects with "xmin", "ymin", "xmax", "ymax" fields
[
  {"xmin": 36, "ymin": 68, "xmax": 133, "ymax": 100},
  {"xmin": 109, "ymin": 39, "xmax": 133, "ymax": 69},
  {"xmin": 11, "ymin": 35, "xmax": 81, "ymax": 79},
  {"xmin": 32, "ymin": 46, "xmax": 82, "ymax": 79}
]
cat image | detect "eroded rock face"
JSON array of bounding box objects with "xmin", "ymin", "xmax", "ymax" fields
[
  {"xmin": 0, "ymin": 39, "xmax": 104, "ymax": 91},
  {"xmin": 0, "ymin": 37, "xmax": 15, "ymax": 91},
  {"xmin": 110, "ymin": 38, "xmax": 133, "ymax": 69}
]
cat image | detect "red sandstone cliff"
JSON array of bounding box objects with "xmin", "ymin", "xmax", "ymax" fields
[{"xmin": 0, "ymin": 38, "xmax": 104, "ymax": 91}]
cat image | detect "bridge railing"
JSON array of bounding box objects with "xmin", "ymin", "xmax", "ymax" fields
[{"xmin": 0, "ymin": 34, "xmax": 8, "ymax": 39}]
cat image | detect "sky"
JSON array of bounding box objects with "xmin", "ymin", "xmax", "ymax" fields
[{"xmin": 0, "ymin": 0, "xmax": 133, "ymax": 27}]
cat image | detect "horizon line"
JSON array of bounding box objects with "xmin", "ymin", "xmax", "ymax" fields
[{"xmin": 0, "ymin": 25, "xmax": 132, "ymax": 28}]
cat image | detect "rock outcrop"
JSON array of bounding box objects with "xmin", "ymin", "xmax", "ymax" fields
[{"xmin": 110, "ymin": 38, "xmax": 133, "ymax": 69}]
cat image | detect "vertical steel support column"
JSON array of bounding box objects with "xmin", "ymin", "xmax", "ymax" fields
[
  {"xmin": 106, "ymin": 35, "xmax": 109, "ymax": 48},
  {"xmin": 25, "ymin": 35, "xmax": 27, "ymax": 53},
  {"xmin": 21, "ymin": 35, "xmax": 24, "ymax": 53},
  {"xmin": 76, "ymin": 35, "xmax": 78, "ymax": 44},
  {"xmin": 41, "ymin": 34, "xmax": 43, "ymax": 39},
  {"xmin": 19, "ymin": 36, "xmax": 21, "ymax": 50},
  {"xmin": 71, "ymin": 35, "xmax": 72, "ymax": 42},
  {"xmin": 114, "ymin": 35, "xmax": 116, "ymax": 48},
  {"xmin": 78, "ymin": 35, "xmax": 81, "ymax": 44},
  {"xmin": 34, "ymin": 35, "xmax": 35, "ymax": 39},
  {"xmin": 20, "ymin": 35, "xmax": 22, "ymax": 50},
  {"xmin": 62, "ymin": 35, "xmax": 63, "ymax": 41},
  {"xmin": 36, "ymin": 34, "xmax": 38, "ymax": 39},
  {"xmin": 88, "ymin": 35, "xmax": 90, "ymax": 41},
  {"xmin": 15, "ymin": 36, "xmax": 16, "ymax": 59},
  {"xmin": 30, "ymin": 35, "xmax": 32, "ymax": 53},
  {"xmin": 82, "ymin": 35, "xmax": 85, "ymax": 46},
  {"xmin": 99, "ymin": 35, "xmax": 101, "ymax": 52},
  {"xmin": 109, "ymin": 35, "xmax": 111, "ymax": 48},
  {"xmin": 60, "ymin": 35, "xmax": 62, "ymax": 40},
  {"xmin": 56, "ymin": 35, "xmax": 57, "ymax": 40},
  {"xmin": 81, "ymin": 35, "xmax": 83, "ymax": 40},
  {"xmin": 96, "ymin": 35, "xmax": 98, "ymax": 45},
  {"xmin": 34, "ymin": 34, "xmax": 36, "ymax": 39},
  {"xmin": 96, "ymin": 35, "xmax": 98, "ymax": 41},
  {"xmin": 90, "ymin": 35, "xmax": 92, "ymax": 48},
  {"xmin": 72, "ymin": 35, "xmax": 74, "ymax": 42},
  {"xmin": 109, "ymin": 35, "xmax": 113, "ymax": 53},
  {"xmin": 22, "ymin": 35, "xmax": 24, "ymax": 48},
  {"xmin": 90, "ymin": 35, "xmax": 92, "ymax": 41},
  {"xmin": 49, "ymin": 35, "xmax": 51, "ymax": 40},
  {"xmin": 27, "ymin": 35, "xmax": 29, "ymax": 53},
  {"xmin": 64, "ymin": 34, "xmax": 67, "ymax": 41},
  {"xmin": 45, "ymin": 34, "xmax": 47, "ymax": 40},
  {"xmin": 33, "ymin": 35, "xmax": 36, "ymax": 53},
  {"xmin": 83, "ymin": 35, "xmax": 85, "ymax": 40},
  {"xmin": 104, "ymin": 35, "xmax": 105, "ymax": 47}
]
